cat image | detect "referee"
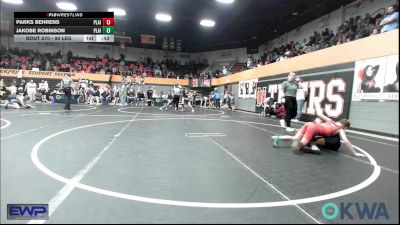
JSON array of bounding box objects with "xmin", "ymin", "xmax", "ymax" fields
[
  {"xmin": 61, "ymin": 73, "xmax": 73, "ymax": 110},
  {"xmin": 281, "ymin": 72, "xmax": 298, "ymax": 132},
  {"xmin": 172, "ymin": 84, "xmax": 181, "ymax": 111}
]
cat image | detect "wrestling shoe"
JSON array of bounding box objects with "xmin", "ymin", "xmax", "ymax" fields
[
  {"xmin": 279, "ymin": 119, "xmax": 286, "ymax": 128},
  {"xmin": 286, "ymin": 127, "xmax": 295, "ymax": 132},
  {"xmin": 271, "ymin": 136, "xmax": 280, "ymax": 147},
  {"xmin": 310, "ymin": 144, "xmax": 321, "ymax": 155}
]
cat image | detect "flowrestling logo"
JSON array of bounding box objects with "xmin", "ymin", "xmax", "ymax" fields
[{"xmin": 321, "ymin": 202, "xmax": 389, "ymax": 220}]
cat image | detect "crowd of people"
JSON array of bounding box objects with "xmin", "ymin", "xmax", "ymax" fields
[
  {"xmin": 1, "ymin": 7, "xmax": 397, "ymax": 78},
  {"xmin": 0, "ymin": 76, "xmax": 237, "ymax": 113},
  {"xmin": 243, "ymin": 5, "xmax": 398, "ymax": 70},
  {"xmin": 158, "ymin": 85, "xmax": 236, "ymax": 112},
  {"xmin": 0, "ymin": 78, "xmax": 50, "ymax": 102},
  {"xmin": 0, "ymin": 47, "xmax": 208, "ymax": 79}
]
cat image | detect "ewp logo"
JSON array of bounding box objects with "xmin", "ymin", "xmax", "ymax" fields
[
  {"xmin": 7, "ymin": 204, "xmax": 49, "ymax": 220},
  {"xmin": 322, "ymin": 202, "xmax": 389, "ymax": 220}
]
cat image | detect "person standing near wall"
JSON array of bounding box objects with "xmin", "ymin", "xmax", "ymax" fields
[
  {"xmin": 119, "ymin": 80, "xmax": 128, "ymax": 107},
  {"xmin": 26, "ymin": 79, "xmax": 37, "ymax": 103},
  {"xmin": 281, "ymin": 72, "xmax": 298, "ymax": 132},
  {"xmin": 147, "ymin": 86, "xmax": 154, "ymax": 107},
  {"xmin": 213, "ymin": 88, "xmax": 221, "ymax": 109},
  {"xmin": 61, "ymin": 73, "xmax": 73, "ymax": 110},
  {"xmin": 379, "ymin": 5, "xmax": 399, "ymax": 33},
  {"xmin": 294, "ymin": 77, "xmax": 308, "ymax": 122},
  {"xmin": 230, "ymin": 93, "xmax": 236, "ymax": 111}
]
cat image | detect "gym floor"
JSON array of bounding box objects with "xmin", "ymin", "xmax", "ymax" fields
[{"xmin": 1, "ymin": 103, "xmax": 398, "ymax": 224}]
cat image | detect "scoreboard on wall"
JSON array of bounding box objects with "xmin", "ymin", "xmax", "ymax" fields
[{"xmin": 14, "ymin": 12, "xmax": 114, "ymax": 43}]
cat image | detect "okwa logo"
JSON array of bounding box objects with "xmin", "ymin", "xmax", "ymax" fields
[{"xmin": 322, "ymin": 202, "xmax": 390, "ymax": 220}]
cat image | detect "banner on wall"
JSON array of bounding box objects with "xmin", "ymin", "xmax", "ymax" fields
[
  {"xmin": 239, "ymin": 79, "xmax": 258, "ymax": 98},
  {"xmin": 176, "ymin": 40, "xmax": 182, "ymax": 52},
  {"xmin": 0, "ymin": 69, "xmax": 190, "ymax": 86},
  {"xmin": 257, "ymin": 70, "xmax": 353, "ymax": 121},
  {"xmin": 256, "ymin": 87, "xmax": 267, "ymax": 107},
  {"xmin": 162, "ymin": 37, "xmax": 168, "ymax": 50},
  {"xmin": 141, "ymin": 34, "xmax": 156, "ymax": 45},
  {"xmin": 192, "ymin": 78, "xmax": 198, "ymax": 87},
  {"xmin": 224, "ymin": 84, "xmax": 232, "ymax": 93},
  {"xmin": 169, "ymin": 38, "xmax": 175, "ymax": 51},
  {"xmin": 188, "ymin": 78, "xmax": 211, "ymax": 88},
  {"xmin": 352, "ymin": 55, "xmax": 399, "ymax": 102},
  {"xmin": 203, "ymin": 79, "xmax": 211, "ymax": 87}
]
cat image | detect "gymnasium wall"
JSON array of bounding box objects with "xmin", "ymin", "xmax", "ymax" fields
[
  {"xmin": 192, "ymin": 48, "xmax": 248, "ymax": 64},
  {"xmin": 215, "ymin": 30, "xmax": 399, "ymax": 135},
  {"xmin": 233, "ymin": 83, "xmax": 257, "ymax": 113}
]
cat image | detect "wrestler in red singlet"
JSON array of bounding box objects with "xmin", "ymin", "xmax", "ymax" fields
[{"xmin": 298, "ymin": 121, "xmax": 344, "ymax": 145}]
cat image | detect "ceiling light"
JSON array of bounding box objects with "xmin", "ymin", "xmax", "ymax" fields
[
  {"xmin": 108, "ymin": 8, "xmax": 126, "ymax": 16},
  {"xmin": 2, "ymin": 0, "xmax": 23, "ymax": 4},
  {"xmin": 200, "ymin": 19, "xmax": 215, "ymax": 27},
  {"xmin": 216, "ymin": 0, "xmax": 234, "ymax": 4},
  {"xmin": 155, "ymin": 13, "xmax": 172, "ymax": 22},
  {"xmin": 56, "ymin": 2, "xmax": 77, "ymax": 11}
]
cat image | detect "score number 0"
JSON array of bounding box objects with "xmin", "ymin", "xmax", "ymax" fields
[{"xmin": 103, "ymin": 18, "xmax": 114, "ymax": 26}]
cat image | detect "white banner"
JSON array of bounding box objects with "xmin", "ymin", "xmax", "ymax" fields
[
  {"xmin": 238, "ymin": 78, "xmax": 258, "ymax": 98},
  {"xmin": 352, "ymin": 54, "xmax": 399, "ymax": 102}
]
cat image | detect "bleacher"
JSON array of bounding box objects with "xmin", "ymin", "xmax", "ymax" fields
[{"xmin": 230, "ymin": 62, "xmax": 245, "ymax": 74}]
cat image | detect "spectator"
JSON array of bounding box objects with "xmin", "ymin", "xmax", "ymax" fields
[
  {"xmin": 9, "ymin": 82, "xmax": 17, "ymax": 97},
  {"xmin": 213, "ymin": 89, "xmax": 221, "ymax": 109},
  {"xmin": 26, "ymin": 79, "xmax": 36, "ymax": 102},
  {"xmin": 127, "ymin": 88, "xmax": 136, "ymax": 105},
  {"xmin": 230, "ymin": 93, "xmax": 236, "ymax": 111},
  {"xmin": 0, "ymin": 79, "xmax": 4, "ymax": 98},
  {"xmin": 92, "ymin": 87, "xmax": 100, "ymax": 105},
  {"xmin": 260, "ymin": 97, "xmax": 274, "ymax": 117},
  {"xmin": 274, "ymin": 102, "xmax": 286, "ymax": 120},
  {"xmin": 379, "ymin": 5, "xmax": 399, "ymax": 33},
  {"xmin": 38, "ymin": 80, "xmax": 48, "ymax": 102},
  {"xmin": 222, "ymin": 66, "xmax": 228, "ymax": 76},
  {"xmin": 100, "ymin": 87, "xmax": 111, "ymax": 105},
  {"xmin": 371, "ymin": 27, "xmax": 380, "ymax": 35}
]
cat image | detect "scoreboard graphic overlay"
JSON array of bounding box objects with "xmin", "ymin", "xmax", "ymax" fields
[{"xmin": 14, "ymin": 12, "xmax": 114, "ymax": 43}]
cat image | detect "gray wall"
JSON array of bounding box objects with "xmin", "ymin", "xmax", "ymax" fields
[
  {"xmin": 231, "ymin": 84, "xmax": 256, "ymax": 112},
  {"xmin": 215, "ymin": 85, "xmax": 225, "ymax": 95},
  {"xmin": 349, "ymin": 101, "xmax": 399, "ymax": 135}
]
